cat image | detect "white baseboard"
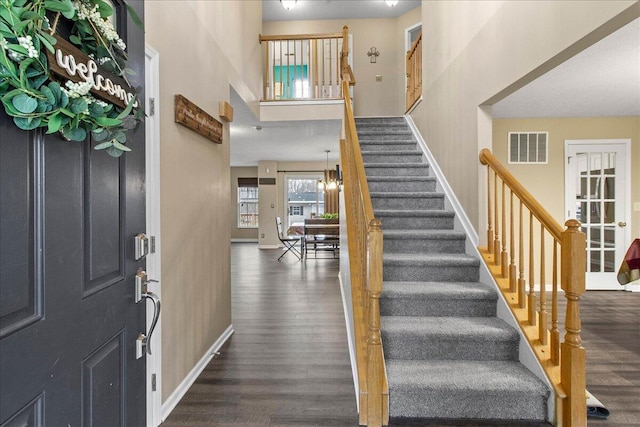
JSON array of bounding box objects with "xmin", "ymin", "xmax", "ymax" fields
[
  {"xmin": 231, "ymin": 238, "xmax": 258, "ymax": 243},
  {"xmin": 338, "ymin": 274, "xmax": 359, "ymax": 412},
  {"xmin": 258, "ymin": 244, "xmax": 280, "ymax": 249},
  {"xmin": 161, "ymin": 325, "xmax": 234, "ymax": 421}
]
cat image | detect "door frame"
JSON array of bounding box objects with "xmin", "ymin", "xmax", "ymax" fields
[
  {"xmin": 145, "ymin": 45, "xmax": 162, "ymax": 426},
  {"xmin": 564, "ymin": 139, "xmax": 631, "ymax": 290}
]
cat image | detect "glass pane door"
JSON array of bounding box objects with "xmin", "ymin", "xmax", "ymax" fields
[
  {"xmin": 286, "ymin": 176, "xmax": 324, "ymax": 228},
  {"xmin": 566, "ymin": 141, "xmax": 629, "ymax": 290}
]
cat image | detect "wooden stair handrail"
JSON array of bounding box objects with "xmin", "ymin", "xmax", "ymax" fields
[
  {"xmin": 341, "ymin": 59, "xmax": 388, "ymax": 425},
  {"xmin": 259, "ymin": 32, "xmax": 344, "ymax": 42},
  {"xmin": 479, "ymin": 149, "xmax": 586, "ymax": 426},
  {"xmin": 480, "ymin": 149, "xmax": 563, "ymax": 240}
]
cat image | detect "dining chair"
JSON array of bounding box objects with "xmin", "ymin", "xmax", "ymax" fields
[{"xmin": 276, "ymin": 217, "xmax": 302, "ymax": 261}]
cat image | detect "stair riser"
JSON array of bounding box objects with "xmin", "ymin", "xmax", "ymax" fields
[
  {"xmin": 380, "ymin": 298, "xmax": 496, "ymax": 317},
  {"xmin": 360, "ymin": 143, "xmax": 418, "ymax": 152},
  {"xmin": 382, "ymin": 332, "xmax": 518, "ymax": 361},
  {"xmin": 363, "ymin": 153, "xmax": 424, "ymax": 164},
  {"xmin": 375, "ymin": 216, "xmax": 454, "ymax": 230},
  {"xmin": 384, "ymin": 238, "xmax": 465, "ymax": 254},
  {"xmin": 356, "ymin": 118, "xmax": 406, "ymax": 125},
  {"xmin": 358, "ymin": 133, "xmax": 415, "ymax": 141},
  {"xmin": 384, "ymin": 264, "xmax": 479, "ymax": 282},
  {"xmin": 357, "ymin": 126, "xmax": 409, "ymax": 133},
  {"xmin": 369, "ymin": 180, "xmax": 436, "ymax": 192},
  {"xmin": 373, "ymin": 197, "xmax": 444, "ymax": 210},
  {"xmin": 389, "ymin": 391, "xmax": 547, "ymax": 421},
  {"xmin": 365, "ymin": 166, "xmax": 430, "ymax": 176}
]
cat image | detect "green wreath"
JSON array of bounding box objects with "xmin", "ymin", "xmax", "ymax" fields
[{"xmin": 0, "ymin": 0, "xmax": 141, "ymax": 157}]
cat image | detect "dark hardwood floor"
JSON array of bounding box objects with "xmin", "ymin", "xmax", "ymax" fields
[{"xmin": 163, "ymin": 243, "xmax": 640, "ymax": 426}]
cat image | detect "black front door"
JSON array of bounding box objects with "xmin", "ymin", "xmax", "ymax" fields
[{"xmin": 0, "ymin": 2, "xmax": 146, "ymax": 425}]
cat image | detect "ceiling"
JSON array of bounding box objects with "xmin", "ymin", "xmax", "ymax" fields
[
  {"xmin": 262, "ymin": 0, "xmax": 421, "ymax": 22},
  {"xmin": 229, "ymin": 5, "xmax": 639, "ymax": 166},
  {"xmin": 492, "ymin": 17, "xmax": 640, "ymax": 118}
]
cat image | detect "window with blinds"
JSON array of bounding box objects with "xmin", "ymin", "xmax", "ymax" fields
[
  {"xmin": 508, "ymin": 132, "xmax": 548, "ymax": 164},
  {"xmin": 237, "ymin": 178, "xmax": 258, "ymax": 228}
]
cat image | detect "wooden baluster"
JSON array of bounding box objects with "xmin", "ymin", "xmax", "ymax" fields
[
  {"xmin": 279, "ymin": 40, "xmax": 283, "ymax": 99},
  {"xmin": 501, "ymin": 180, "xmax": 508, "ymax": 277},
  {"xmin": 286, "ymin": 39, "xmax": 290, "ymax": 98},
  {"xmin": 509, "ymin": 190, "xmax": 516, "ymax": 292},
  {"xmin": 539, "ymin": 227, "xmax": 547, "ymax": 345},
  {"xmin": 367, "ymin": 218, "xmax": 383, "ymax": 426},
  {"xmin": 528, "ymin": 212, "xmax": 536, "ymax": 326},
  {"xmin": 313, "ymin": 39, "xmax": 319, "ymax": 98},
  {"xmin": 405, "ymin": 51, "xmax": 411, "ymax": 112},
  {"xmin": 518, "ymin": 201, "xmax": 526, "ymax": 308},
  {"xmin": 487, "ymin": 167, "xmax": 494, "ymax": 254},
  {"xmin": 551, "ymin": 239, "xmax": 560, "ymax": 365},
  {"xmin": 561, "ymin": 219, "xmax": 586, "ymax": 427},
  {"xmin": 494, "ymin": 172, "xmax": 500, "ymax": 265},
  {"xmin": 264, "ymin": 42, "xmax": 270, "ymax": 100},
  {"xmin": 321, "ymin": 39, "xmax": 326, "ymax": 98}
]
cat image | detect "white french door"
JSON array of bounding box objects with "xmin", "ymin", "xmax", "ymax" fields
[{"xmin": 565, "ymin": 140, "xmax": 631, "ymax": 290}]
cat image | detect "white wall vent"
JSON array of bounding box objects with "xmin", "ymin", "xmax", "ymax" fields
[{"xmin": 508, "ymin": 132, "xmax": 548, "ymax": 164}]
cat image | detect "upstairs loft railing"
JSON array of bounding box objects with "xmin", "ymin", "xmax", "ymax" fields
[
  {"xmin": 479, "ymin": 149, "xmax": 586, "ymax": 426},
  {"xmin": 405, "ymin": 32, "xmax": 422, "ymax": 113},
  {"xmin": 259, "ymin": 26, "xmax": 354, "ymax": 101},
  {"xmin": 340, "ymin": 60, "xmax": 387, "ymax": 425}
]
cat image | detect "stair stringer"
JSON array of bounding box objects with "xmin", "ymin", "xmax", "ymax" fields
[{"xmin": 405, "ymin": 115, "xmax": 555, "ymax": 422}]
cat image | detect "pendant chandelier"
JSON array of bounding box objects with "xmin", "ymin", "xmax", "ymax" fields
[{"xmin": 318, "ymin": 150, "xmax": 338, "ymax": 192}]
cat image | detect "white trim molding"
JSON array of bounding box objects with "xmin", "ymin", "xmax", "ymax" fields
[{"xmin": 161, "ymin": 325, "xmax": 234, "ymax": 422}]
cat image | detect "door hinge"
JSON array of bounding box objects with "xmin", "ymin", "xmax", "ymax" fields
[
  {"xmin": 150, "ymin": 236, "xmax": 156, "ymax": 254},
  {"xmin": 149, "ymin": 98, "xmax": 155, "ymax": 117},
  {"xmin": 152, "ymin": 373, "xmax": 157, "ymax": 391}
]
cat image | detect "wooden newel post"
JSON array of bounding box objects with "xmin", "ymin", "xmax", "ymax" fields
[
  {"xmin": 560, "ymin": 219, "xmax": 586, "ymax": 427},
  {"xmin": 367, "ymin": 218, "xmax": 384, "ymax": 427}
]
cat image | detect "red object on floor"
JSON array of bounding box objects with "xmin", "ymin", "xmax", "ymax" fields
[{"xmin": 617, "ymin": 238, "xmax": 640, "ymax": 285}]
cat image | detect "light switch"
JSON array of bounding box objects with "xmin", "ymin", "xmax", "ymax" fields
[
  {"xmin": 375, "ymin": 75, "xmax": 382, "ymax": 82},
  {"xmin": 634, "ymin": 202, "xmax": 640, "ymax": 212}
]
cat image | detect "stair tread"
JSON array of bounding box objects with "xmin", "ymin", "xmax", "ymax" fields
[
  {"xmin": 386, "ymin": 359, "xmax": 549, "ymax": 395},
  {"xmin": 382, "ymin": 316, "xmax": 518, "ymax": 340},
  {"xmin": 383, "ymin": 281, "xmax": 497, "ymax": 299},
  {"xmin": 375, "ymin": 209, "xmax": 455, "ymax": 217},
  {"xmin": 384, "ymin": 230, "xmax": 465, "ymax": 239},
  {"xmin": 365, "ymin": 162, "xmax": 427, "ymax": 167},
  {"xmin": 362, "ymin": 150, "xmax": 421, "ymax": 155},
  {"xmin": 371, "ymin": 192, "xmax": 443, "ymax": 198},
  {"xmin": 359, "ymin": 139, "xmax": 416, "ymax": 144},
  {"xmin": 367, "ymin": 176, "xmax": 434, "ymax": 182},
  {"xmin": 385, "ymin": 252, "xmax": 479, "ymax": 262}
]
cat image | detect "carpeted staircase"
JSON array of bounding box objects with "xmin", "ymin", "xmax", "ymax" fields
[{"xmin": 356, "ymin": 116, "xmax": 550, "ymax": 423}]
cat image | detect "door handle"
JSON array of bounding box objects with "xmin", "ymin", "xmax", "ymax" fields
[
  {"xmin": 135, "ymin": 268, "xmax": 161, "ymax": 358},
  {"xmin": 140, "ymin": 291, "xmax": 161, "ymax": 355},
  {"xmin": 618, "ymin": 221, "xmax": 627, "ymax": 227}
]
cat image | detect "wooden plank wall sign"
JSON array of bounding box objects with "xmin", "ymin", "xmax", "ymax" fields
[
  {"xmin": 46, "ymin": 35, "xmax": 136, "ymax": 109},
  {"xmin": 174, "ymin": 95, "xmax": 223, "ymax": 144}
]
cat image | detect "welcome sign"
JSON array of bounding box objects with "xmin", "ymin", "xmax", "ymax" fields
[{"xmin": 46, "ymin": 35, "xmax": 137, "ymax": 110}]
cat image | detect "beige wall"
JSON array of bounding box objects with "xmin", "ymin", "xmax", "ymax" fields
[
  {"xmin": 493, "ymin": 117, "xmax": 640, "ymax": 240},
  {"xmin": 145, "ymin": 0, "xmax": 262, "ymax": 402},
  {"xmin": 263, "ymin": 15, "xmax": 418, "ymax": 116},
  {"xmin": 410, "ymin": 0, "xmax": 639, "ymax": 237},
  {"xmin": 231, "ymin": 167, "xmax": 259, "ymax": 241}
]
